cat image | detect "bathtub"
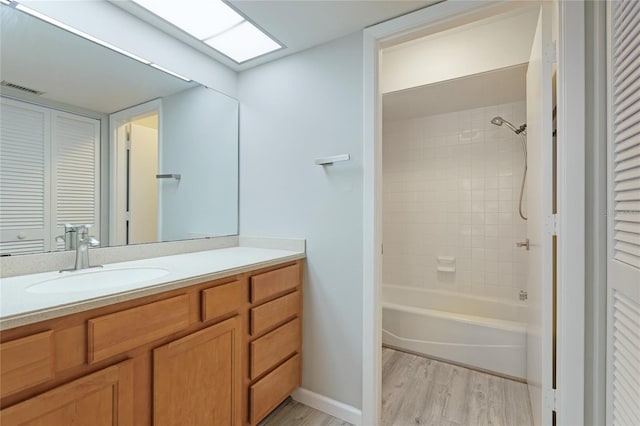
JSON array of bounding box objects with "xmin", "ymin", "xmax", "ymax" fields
[{"xmin": 382, "ymin": 284, "xmax": 527, "ymax": 380}]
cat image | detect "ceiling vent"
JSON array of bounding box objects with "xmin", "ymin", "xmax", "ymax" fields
[{"xmin": 1, "ymin": 80, "xmax": 45, "ymax": 96}]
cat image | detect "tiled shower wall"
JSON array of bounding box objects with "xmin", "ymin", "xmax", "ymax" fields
[{"xmin": 382, "ymin": 101, "xmax": 528, "ymax": 301}]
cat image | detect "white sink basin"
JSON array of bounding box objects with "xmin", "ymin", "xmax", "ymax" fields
[{"xmin": 26, "ymin": 267, "xmax": 170, "ymax": 294}]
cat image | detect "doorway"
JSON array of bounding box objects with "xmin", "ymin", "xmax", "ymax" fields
[
  {"xmin": 109, "ymin": 99, "xmax": 161, "ymax": 246},
  {"xmin": 362, "ymin": 1, "xmax": 585, "ymax": 425}
]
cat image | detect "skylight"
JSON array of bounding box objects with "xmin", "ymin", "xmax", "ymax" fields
[{"xmin": 131, "ymin": 0, "xmax": 283, "ymax": 64}]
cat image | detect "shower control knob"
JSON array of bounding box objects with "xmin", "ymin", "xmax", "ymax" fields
[{"xmin": 516, "ymin": 238, "xmax": 530, "ymax": 251}]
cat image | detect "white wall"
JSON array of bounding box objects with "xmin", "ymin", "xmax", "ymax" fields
[
  {"xmin": 380, "ymin": 7, "xmax": 539, "ymax": 94},
  {"xmin": 161, "ymin": 86, "xmax": 238, "ymax": 240},
  {"xmin": 238, "ymin": 32, "xmax": 364, "ymax": 409},
  {"xmin": 383, "ymin": 101, "xmax": 528, "ymax": 303},
  {"xmin": 20, "ymin": 0, "xmax": 237, "ymax": 97}
]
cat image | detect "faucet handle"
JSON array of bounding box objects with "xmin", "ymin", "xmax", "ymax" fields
[
  {"xmin": 84, "ymin": 236, "xmax": 100, "ymax": 247},
  {"xmin": 65, "ymin": 224, "xmax": 92, "ymax": 230},
  {"xmin": 74, "ymin": 224, "xmax": 93, "ymax": 239}
]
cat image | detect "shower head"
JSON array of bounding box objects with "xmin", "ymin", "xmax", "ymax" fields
[
  {"xmin": 490, "ymin": 116, "xmax": 527, "ymax": 135},
  {"xmin": 490, "ymin": 116, "xmax": 507, "ymax": 127}
]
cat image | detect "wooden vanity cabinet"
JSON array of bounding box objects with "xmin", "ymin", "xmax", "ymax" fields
[
  {"xmin": 0, "ymin": 259, "xmax": 303, "ymax": 426},
  {"xmin": 246, "ymin": 263, "xmax": 303, "ymax": 425},
  {"xmin": 0, "ymin": 360, "xmax": 134, "ymax": 425},
  {"xmin": 154, "ymin": 316, "xmax": 242, "ymax": 426}
]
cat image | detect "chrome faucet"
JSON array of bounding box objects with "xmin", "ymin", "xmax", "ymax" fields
[
  {"xmin": 56, "ymin": 224, "xmax": 78, "ymax": 250},
  {"xmin": 59, "ymin": 224, "xmax": 102, "ymax": 272}
]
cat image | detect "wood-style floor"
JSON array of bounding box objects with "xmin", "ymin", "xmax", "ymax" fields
[
  {"xmin": 260, "ymin": 398, "xmax": 351, "ymax": 426},
  {"xmin": 262, "ymin": 348, "xmax": 533, "ymax": 426},
  {"xmin": 381, "ymin": 348, "xmax": 533, "ymax": 426}
]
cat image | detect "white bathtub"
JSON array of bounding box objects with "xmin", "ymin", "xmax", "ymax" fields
[{"xmin": 382, "ymin": 284, "xmax": 527, "ymax": 379}]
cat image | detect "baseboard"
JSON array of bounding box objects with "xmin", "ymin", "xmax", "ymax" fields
[{"xmin": 291, "ymin": 387, "xmax": 362, "ymax": 426}]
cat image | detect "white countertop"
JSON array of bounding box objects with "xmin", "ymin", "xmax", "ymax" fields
[{"xmin": 0, "ymin": 246, "xmax": 305, "ymax": 330}]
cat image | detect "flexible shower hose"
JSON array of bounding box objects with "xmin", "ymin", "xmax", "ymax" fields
[{"xmin": 518, "ymin": 133, "xmax": 527, "ymax": 221}]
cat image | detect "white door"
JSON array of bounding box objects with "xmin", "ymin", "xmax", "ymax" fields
[
  {"xmin": 526, "ymin": 4, "xmax": 555, "ymax": 425},
  {"xmin": 51, "ymin": 110, "xmax": 101, "ymax": 249},
  {"xmin": 0, "ymin": 97, "xmax": 99, "ymax": 255},
  {"xmin": 0, "ymin": 98, "xmax": 51, "ymax": 254},
  {"xmin": 606, "ymin": 1, "xmax": 640, "ymax": 424},
  {"xmin": 112, "ymin": 124, "xmax": 128, "ymax": 246}
]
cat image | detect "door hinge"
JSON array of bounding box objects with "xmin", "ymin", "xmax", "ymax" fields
[
  {"xmin": 544, "ymin": 388, "xmax": 559, "ymax": 412},
  {"xmin": 546, "ymin": 214, "xmax": 559, "ymax": 236},
  {"xmin": 125, "ymin": 211, "xmax": 131, "ymax": 221},
  {"xmin": 125, "ymin": 124, "xmax": 132, "ymax": 149}
]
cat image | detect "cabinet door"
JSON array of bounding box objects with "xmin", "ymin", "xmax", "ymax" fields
[
  {"xmin": 154, "ymin": 316, "xmax": 242, "ymax": 426},
  {"xmin": 0, "ymin": 97, "xmax": 100, "ymax": 255},
  {"xmin": 0, "ymin": 98, "xmax": 50, "ymax": 255},
  {"xmin": 0, "ymin": 360, "xmax": 133, "ymax": 426}
]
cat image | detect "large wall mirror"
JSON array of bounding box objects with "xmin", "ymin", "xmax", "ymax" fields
[{"xmin": 0, "ymin": 4, "xmax": 239, "ymax": 256}]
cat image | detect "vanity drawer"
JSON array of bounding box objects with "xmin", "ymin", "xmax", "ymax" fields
[
  {"xmin": 201, "ymin": 280, "xmax": 242, "ymax": 322},
  {"xmin": 88, "ymin": 295, "xmax": 189, "ymax": 364},
  {"xmin": 250, "ymin": 264, "xmax": 300, "ymax": 304},
  {"xmin": 249, "ymin": 353, "xmax": 301, "ymax": 425},
  {"xmin": 0, "ymin": 330, "xmax": 54, "ymax": 398},
  {"xmin": 250, "ymin": 318, "xmax": 300, "ymax": 380},
  {"xmin": 250, "ymin": 291, "xmax": 300, "ymax": 336}
]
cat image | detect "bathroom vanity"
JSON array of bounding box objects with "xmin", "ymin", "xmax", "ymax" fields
[{"xmin": 0, "ymin": 247, "xmax": 304, "ymax": 426}]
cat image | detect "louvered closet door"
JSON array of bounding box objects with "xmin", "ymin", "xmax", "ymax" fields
[
  {"xmin": 607, "ymin": 1, "xmax": 640, "ymax": 425},
  {"xmin": 0, "ymin": 98, "xmax": 51, "ymax": 255},
  {"xmin": 51, "ymin": 111, "xmax": 100, "ymax": 249}
]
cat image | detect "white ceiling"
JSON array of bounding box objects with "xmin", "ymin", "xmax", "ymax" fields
[
  {"xmin": 380, "ymin": 5, "xmax": 539, "ymax": 94},
  {"xmin": 229, "ymin": 0, "xmax": 437, "ymax": 69},
  {"xmin": 0, "ymin": 5, "xmax": 195, "ymax": 114},
  {"xmin": 383, "ymin": 64, "xmax": 527, "ymax": 122},
  {"xmin": 115, "ymin": 0, "xmax": 436, "ymax": 72}
]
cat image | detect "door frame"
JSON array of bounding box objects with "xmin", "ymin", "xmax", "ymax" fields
[
  {"xmin": 361, "ymin": 1, "xmax": 585, "ymax": 425},
  {"xmin": 109, "ymin": 99, "xmax": 162, "ymax": 246}
]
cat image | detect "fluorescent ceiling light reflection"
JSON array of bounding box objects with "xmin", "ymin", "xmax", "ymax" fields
[
  {"xmin": 150, "ymin": 63, "xmax": 191, "ymax": 82},
  {"xmin": 14, "ymin": 3, "xmax": 152, "ymax": 65},
  {"xmin": 204, "ymin": 21, "xmax": 281, "ymax": 63},
  {"xmin": 131, "ymin": 0, "xmax": 243, "ymax": 40},
  {"xmin": 130, "ymin": 0, "xmax": 282, "ymax": 63},
  {"xmin": 0, "ymin": 0, "xmax": 12, "ymax": 5},
  {"xmin": 12, "ymin": 3, "xmax": 194, "ymax": 82}
]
